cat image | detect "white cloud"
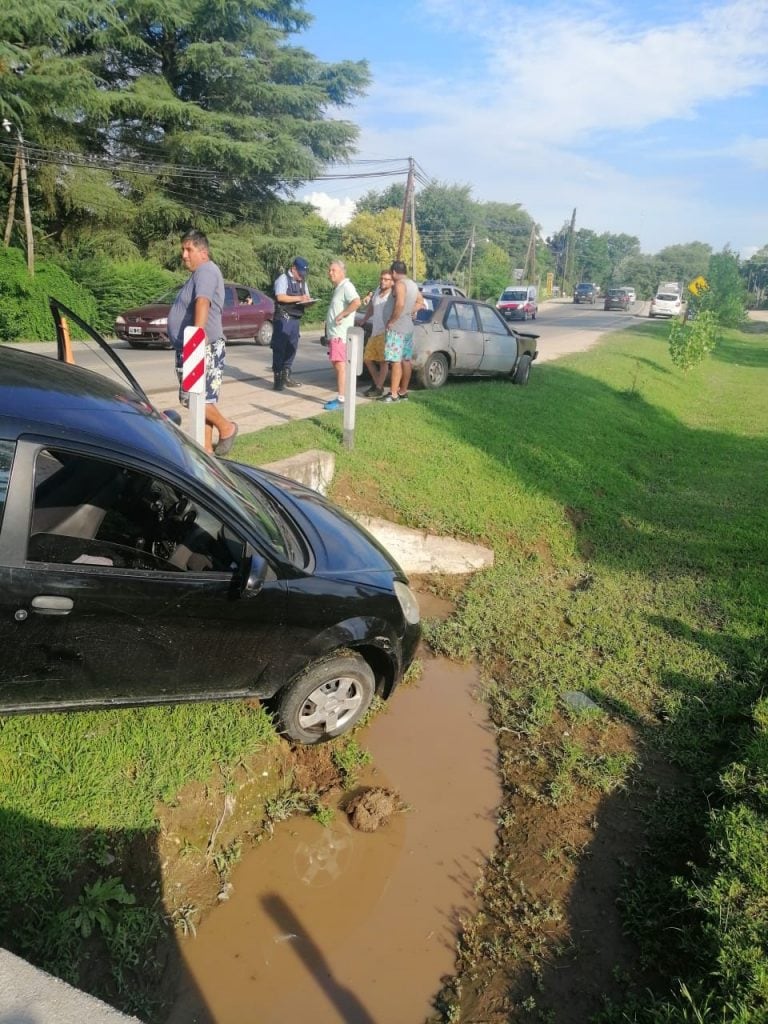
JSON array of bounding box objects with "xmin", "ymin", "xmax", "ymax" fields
[
  {"xmin": 303, "ymin": 191, "xmax": 356, "ymax": 225},
  {"xmin": 340, "ymin": 0, "xmax": 768, "ymax": 251}
]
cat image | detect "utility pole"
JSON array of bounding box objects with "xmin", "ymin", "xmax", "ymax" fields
[
  {"xmin": 467, "ymin": 225, "xmax": 476, "ymax": 297},
  {"xmin": 397, "ymin": 156, "xmax": 415, "ymax": 262},
  {"xmin": 561, "ymin": 207, "xmax": 576, "ymax": 294},
  {"xmin": 524, "ymin": 224, "xmax": 537, "ymax": 285},
  {"xmin": 3, "ymin": 145, "xmax": 20, "ymax": 247},
  {"xmin": 409, "ymin": 174, "xmax": 416, "ymax": 276},
  {"xmin": 19, "ymin": 130, "xmax": 34, "ymax": 275},
  {"xmin": 2, "ymin": 120, "xmax": 34, "ymax": 275}
]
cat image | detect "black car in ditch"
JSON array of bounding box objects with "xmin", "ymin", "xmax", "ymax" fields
[{"xmin": 0, "ymin": 330, "xmax": 420, "ymax": 744}]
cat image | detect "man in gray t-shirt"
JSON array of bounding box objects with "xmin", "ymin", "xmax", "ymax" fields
[{"xmin": 167, "ymin": 230, "xmax": 238, "ymax": 456}]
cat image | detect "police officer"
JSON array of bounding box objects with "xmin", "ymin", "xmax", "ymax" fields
[{"xmin": 271, "ymin": 257, "xmax": 312, "ymax": 390}]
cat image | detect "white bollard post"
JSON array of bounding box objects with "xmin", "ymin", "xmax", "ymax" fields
[
  {"xmin": 182, "ymin": 325, "xmax": 206, "ymax": 447},
  {"xmin": 343, "ymin": 327, "xmax": 364, "ymax": 450}
]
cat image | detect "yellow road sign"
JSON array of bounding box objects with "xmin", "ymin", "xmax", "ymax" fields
[{"xmin": 688, "ymin": 275, "xmax": 708, "ymax": 295}]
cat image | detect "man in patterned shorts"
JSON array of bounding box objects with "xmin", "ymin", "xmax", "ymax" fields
[{"xmin": 380, "ymin": 259, "xmax": 420, "ymax": 404}]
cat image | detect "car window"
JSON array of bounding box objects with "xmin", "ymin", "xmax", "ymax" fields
[
  {"xmin": 476, "ymin": 305, "xmax": 509, "ymax": 335},
  {"xmin": 154, "ymin": 288, "xmax": 182, "ymax": 304},
  {"xmin": 27, "ymin": 449, "xmax": 246, "ymax": 574},
  {"xmin": 445, "ymin": 302, "xmax": 478, "ymax": 331},
  {"xmin": 0, "ymin": 440, "xmax": 14, "ymax": 531},
  {"xmin": 236, "ymin": 287, "xmax": 252, "ymax": 305},
  {"xmin": 502, "ymin": 291, "xmax": 527, "ymax": 302},
  {"xmin": 224, "ymin": 287, "xmax": 237, "ymax": 308}
]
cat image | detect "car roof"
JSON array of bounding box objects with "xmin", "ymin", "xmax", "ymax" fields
[{"xmin": 0, "ymin": 346, "xmax": 189, "ymax": 469}]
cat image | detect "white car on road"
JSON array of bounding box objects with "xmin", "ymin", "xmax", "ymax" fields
[{"xmin": 649, "ymin": 291, "xmax": 683, "ymax": 318}]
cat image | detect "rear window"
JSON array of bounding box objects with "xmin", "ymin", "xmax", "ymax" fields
[
  {"xmin": 656, "ymin": 293, "xmax": 680, "ymax": 302},
  {"xmin": 501, "ymin": 290, "xmax": 527, "ymax": 301}
]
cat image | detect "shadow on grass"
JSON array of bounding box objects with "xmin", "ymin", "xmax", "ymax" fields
[
  {"xmin": 418, "ymin": 356, "xmax": 768, "ymax": 584},
  {"xmin": 0, "ymin": 808, "xmax": 214, "ymax": 1024},
  {"xmin": 711, "ymin": 333, "xmax": 768, "ymax": 367}
]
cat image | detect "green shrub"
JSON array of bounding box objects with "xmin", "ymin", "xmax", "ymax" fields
[
  {"xmin": 62, "ymin": 256, "xmax": 181, "ymax": 333},
  {"xmin": 0, "ymin": 248, "xmax": 98, "ymax": 342}
]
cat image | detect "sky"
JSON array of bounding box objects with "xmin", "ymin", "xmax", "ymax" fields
[{"xmin": 296, "ymin": 0, "xmax": 768, "ymax": 257}]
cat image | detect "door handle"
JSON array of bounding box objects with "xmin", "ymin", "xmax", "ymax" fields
[{"xmin": 30, "ymin": 595, "xmax": 74, "ymax": 616}]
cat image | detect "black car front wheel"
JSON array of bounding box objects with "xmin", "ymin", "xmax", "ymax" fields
[{"xmin": 274, "ymin": 652, "xmax": 376, "ymax": 744}]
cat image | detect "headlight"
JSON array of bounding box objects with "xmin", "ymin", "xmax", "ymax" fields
[
  {"xmin": 149, "ymin": 317, "xmax": 168, "ymax": 326},
  {"xmin": 115, "ymin": 316, "xmax": 125, "ymax": 325},
  {"xmin": 394, "ymin": 581, "xmax": 420, "ymax": 625}
]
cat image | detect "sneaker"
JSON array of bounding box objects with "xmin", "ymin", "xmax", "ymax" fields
[
  {"xmin": 365, "ymin": 385, "xmax": 384, "ymax": 398},
  {"xmin": 379, "ymin": 393, "xmax": 401, "ymax": 403},
  {"xmin": 397, "ymin": 391, "xmax": 409, "ymax": 401},
  {"xmin": 323, "ymin": 397, "xmax": 343, "ymax": 411}
]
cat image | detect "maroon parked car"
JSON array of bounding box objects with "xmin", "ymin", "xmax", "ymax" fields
[{"xmin": 115, "ymin": 283, "xmax": 274, "ymax": 349}]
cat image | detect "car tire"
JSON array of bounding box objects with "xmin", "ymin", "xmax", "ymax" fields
[
  {"xmin": 273, "ymin": 652, "xmax": 376, "ymax": 744},
  {"xmin": 512, "ymin": 353, "xmax": 532, "ymax": 386},
  {"xmin": 417, "ymin": 352, "xmax": 449, "ymax": 389},
  {"xmin": 256, "ymin": 320, "xmax": 273, "ymax": 346}
]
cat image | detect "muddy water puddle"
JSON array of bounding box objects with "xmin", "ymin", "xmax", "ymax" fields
[{"xmin": 168, "ymin": 644, "xmax": 500, "ymax": 1023}]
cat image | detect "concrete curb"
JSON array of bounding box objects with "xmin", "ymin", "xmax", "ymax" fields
[
  {"xmin": 0, "ymin": 949, "xmax": 142, "ymax": 1024},
  {"xmin": 263, "ymin": 451, "xmax": 494, "ymax": 575}
]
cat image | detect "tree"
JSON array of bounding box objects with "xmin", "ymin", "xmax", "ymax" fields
[
  {"xmin": 414, "ymin": 182, "xmax": 475, "ymax": 279},
  {"xmin": 701, "ymin": 248, "xmax": 746, "ymax": 327},
  {"xmin": 0, "ymin": 1, "xmax": 370, "ymax": 251},
  {"xmin": 741, "ymin": 245, "xmax": 768, "ymax": 308},
  {"xmin": 472, "ymin": 242, "xmax": 511, "ymax": 302},
  {"xmin": 355, "ymin": 184, "xmax": 406, "ymax": 216},
  {"xmin": 341, "ymin": 209, "xmax": 426, "ymax": 279},
  {"xmin": 653, "ymin": 242, "xmax": 711, "ymax": 290}
]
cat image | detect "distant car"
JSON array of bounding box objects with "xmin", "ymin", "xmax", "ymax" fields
[
  {"xmin": 419, "ymin": 281, "xmax": 467, "ymax": 298},
  {"xmin": 603, "ymin": 288, "xmax": 632, "ymax": 311},
  {"xmin": 573, "ymin": 283, "xmax": 597, "ymax": 304},
  {"xmin": 0, "ymin": 306, "xmax": 421, "ymax": 744},
  {"xmin": 496, "ymin": 286, "xmax": 538, "ymax": 322},
  {"xmin": 115, "ymin": 283, "xmax": 275, "ymax": 349},
  {"xmin": 410, "ymin": 297, "xmax": 538, "ymax": 389},
  {"xmin": 649, "ymin": 291, "xmax": 683, "ymax": 318}
]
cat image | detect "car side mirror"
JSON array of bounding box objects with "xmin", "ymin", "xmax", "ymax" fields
[{"xmin": 238, "ymin": 553, "xmax": 267, "ymax": 596}]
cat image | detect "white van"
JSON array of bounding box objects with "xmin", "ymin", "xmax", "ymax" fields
[{"xmin": 496, "ymin": 285, "xmax": 538, "ymax": 322}]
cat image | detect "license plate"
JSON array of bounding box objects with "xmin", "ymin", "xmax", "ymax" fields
[{"xmin": 128, "ymin": 326, "xmax": 143, "ymax": 336}]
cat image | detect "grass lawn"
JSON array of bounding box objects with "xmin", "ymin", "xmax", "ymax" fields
[{"xmin": 1, "ymin": 318, "xmax": 766, "ymax": 1022}]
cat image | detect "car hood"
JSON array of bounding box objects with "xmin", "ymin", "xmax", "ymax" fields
[
  {"xmin": 122, "ymin": 302, "xmax": 171, "ymax": 319},
  {"xmin": 234, "ymin": 465, "xmax": 406, "ymax": 580}
]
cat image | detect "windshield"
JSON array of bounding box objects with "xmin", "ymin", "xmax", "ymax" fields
[
  {"xmin": 153, "ymin": 287, "xmax": 182, "ymax": 305},
  {"xmin": 178, "ymin": 438, "xmax": 299, "ymax": 560},
  {"xmin": 501, "ymin": 290, "xmax": 527, "ymax": 301}
]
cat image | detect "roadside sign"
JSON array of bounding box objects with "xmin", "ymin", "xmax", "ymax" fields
[
  {"xmin": 182, "ymin": 325, "xmax": 206, "ymax": 445},
  {"xmin": 514, "ymin": 268, "xmax": 524, "ymax": 281},
  {"xmin": 688, "ymin": 275, "xmax": 708, "ymax": 296}
]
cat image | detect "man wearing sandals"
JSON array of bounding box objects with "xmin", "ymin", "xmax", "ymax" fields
[
  {"xmin": 380, "ymin": 260, "xmax": 420, "ymax": 404},
  {"xmin": 168, "ymin": 229, "xmax": 238, "ymax": 455}
]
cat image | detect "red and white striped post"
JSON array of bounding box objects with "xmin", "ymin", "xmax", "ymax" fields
[{"xmin": 182, "ymin": 325, "xmax": 206, "ymax": 446}]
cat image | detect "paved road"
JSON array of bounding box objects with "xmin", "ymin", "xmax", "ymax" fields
[{"xmin": 13, "ymin": 299, "xmax": 652, "ymax": 436}]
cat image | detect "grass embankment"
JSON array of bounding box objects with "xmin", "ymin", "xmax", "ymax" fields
[
  {"xmin": 1, "ymin": 319, "xmax": 765, "ymax": 1021},
  {"xmin": 243, "ymin": 319, "xmax": 768, "ymax": 1022}
]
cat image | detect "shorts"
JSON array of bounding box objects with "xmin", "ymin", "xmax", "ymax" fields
[
  {"xmin": 384, "ymin": 329, "xmax": 414, "ymax": 363},
  {"xmin": 175, "ymin": 337, "xmax": 226, "ymax": 406},
  {"xmin": 364, "ymin": 332, "xmax": 386, "ymax": 362},
  {"xmin": 327, "ymin": 336, "xmax": 346, "ymax": 363}
]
